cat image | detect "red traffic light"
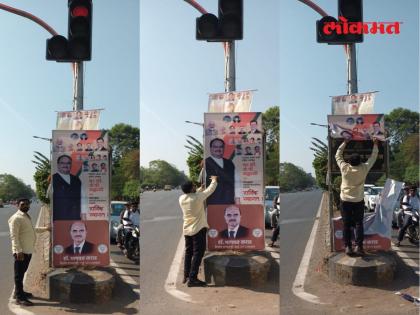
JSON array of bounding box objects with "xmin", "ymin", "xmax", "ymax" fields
[{"xmin": 72, "ymin": 6, "xmax": 89, "ymax": 17}]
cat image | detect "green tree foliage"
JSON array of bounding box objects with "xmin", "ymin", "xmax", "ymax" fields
[
  {"xmin": 278, "ymin": 162, "xmax": 314, "ymax": 192},
  {"xmin": 311, "ymin": 137, "xmax": 328, "ymax": 190},
  {"xmin": 185, "ymin": 136, "xmax": 203, "ymax": 183},
  {"xmin": 140, "ymin": 160, "xmax": 187, "ymax": 189},
  {"xmin": 122, "ymin": 179, "xmax": 140, "ymax": 201},
  {"xmin": 108, "ymin": 123, "xmax": 140, "ymax": 165},
  {"xmin": 112, "ymin": 148, "xmax": 140, "ymax": 200},
  {"xmin": 263, "ymin": 106, "xmax": 279, "ymax": 185},
  {"xmin": 385, "ymin": 108, "xmax": 419, "ymax": 149},
  {"xmin": 0, "ymin": 174, "xmax": 34, "ymax": 201},
  {"xmin": 32, "ymin": 151, "xmax": 51, "ymax": 204}
]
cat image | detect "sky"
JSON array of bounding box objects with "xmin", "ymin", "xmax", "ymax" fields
[
  {"xmin": 0, "ymin": 0, "xmax": 139, "ymax": 188},
  {"xmin": 140, "ymin": 1, "xmax": 280, "ymax": 174},
  {"xmin": 280, "ymin": 0, "xmax": 419, "ymax": 174}
]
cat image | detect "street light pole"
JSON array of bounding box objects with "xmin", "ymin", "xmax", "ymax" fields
[
  {"xmin": 347, "ymin": 44, "xmax": 358, "ymax": 95},
  {"xmin": 224, "ymin": 41, "xmax": 236, "ymax": 92},
  {"xmin": 73, "ymin": 62, "xmax": 84, "ymax": 111}
]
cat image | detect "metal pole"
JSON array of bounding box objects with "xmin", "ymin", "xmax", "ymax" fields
[
  {"xmin": 347, "ymin": 44, "xmax": 358, "ymax": 95},
  {"xmin": 224, "ymin": 41, "xmax": 236, "ymax": 92},
  {"xmin": 73, "ymin": 62, "xmax": 84, "ymax": 110},
  {"xmin": 328, "ymin": 134, "xmax": 334, "ymax": 252}
]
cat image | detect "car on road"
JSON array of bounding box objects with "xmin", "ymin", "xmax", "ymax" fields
[
  {"xmin": 364, "ymin": 186, "xmax": 383, "ymax": 212},
  {"xmin": 109, "ymin": 201, "xmax": 128, "ymax": 242},
  {"xmin": 164, "ymin": 185, "xmax": 172, "ymax": 191},
  {"xmin": 264, "ymin": 186, "xmax": 280, "ymax": 227}
]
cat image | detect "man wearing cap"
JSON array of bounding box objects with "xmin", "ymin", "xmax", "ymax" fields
[{"xmin": 335, "ymin": 138, "xmax": 378, "ymax": 256}]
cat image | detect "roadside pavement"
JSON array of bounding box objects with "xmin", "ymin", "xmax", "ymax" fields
[{"xmin": 300, "ymin": 193, "xmax": 419, "ymax": 315}]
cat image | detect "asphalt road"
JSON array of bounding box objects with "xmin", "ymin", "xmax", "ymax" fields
[
  {"xmin": 279, "ymin": 189, "xmax": 323, "ymax": 315},
  {"xmin": 0, "ymin": 202, "xmax": 41, "ymax": 315}
]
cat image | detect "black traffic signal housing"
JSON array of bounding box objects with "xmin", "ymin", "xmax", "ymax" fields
[
  {"xmin": 46, "ymin": 0, "xmax": 92, "ymax": 62},
  {"xmin": 196, "ymin": 0, "xmax": 243, "ymax": 42},
  {"xmin": 316, "ymin": 0, "xmax": 363, "ymax": 44}
]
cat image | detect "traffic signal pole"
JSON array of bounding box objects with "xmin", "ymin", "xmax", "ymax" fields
[
  {"xmin": 224, "ymin": 41, "xmax": 236, "ymax": 92},
  {"xmin": 347, "ymin": 44, "xmax": 358, "ymax": 94},
  {"xmin": 73, "ymin": 62, "xmax": 84, "ymax": 110}
]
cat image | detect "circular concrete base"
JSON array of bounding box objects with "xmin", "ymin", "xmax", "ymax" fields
[
  {"xmin": 48, "ymin": 268, "xmax": 115, "ymax": 303},
  {"xmin": 204, "ymin": 252, "xmax": 271, "ymax": 286},
  {"xmin": 328, "ymin": 252, "xmax": 397, "ymax": 286}
]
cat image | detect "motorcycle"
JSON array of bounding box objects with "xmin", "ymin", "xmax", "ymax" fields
[
  {"xmin": 405, "ymin": 208, "xmax": 419, "ymax": 244},
  {"xmin": 120, "ymin": 222, "xmax": 140, "ymax": 264}
]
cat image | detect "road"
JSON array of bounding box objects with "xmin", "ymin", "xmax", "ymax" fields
[
  {"xmin": 279, "ymin": 189, "xmax": 323, "ymax": 315},
  {"xmin": 0, "ymin": 202, "xmax": 139, "ymax": 315},
  {"xmin": 140, "ymin": 189, "xmax": 279, "ymax": 314}
]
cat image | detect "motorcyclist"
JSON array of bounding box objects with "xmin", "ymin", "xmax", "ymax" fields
[
  {"xmin": 396, "ymin": 186, "xmax": 420, "ymax": 246},
  {"xmin": 116, "ymin": 203, "xmax": 130, "ymax": 248},
  {"xmin": 268, "ymin": 194, "xmax": 280, "ymax": 247},
  {"xmin": 122, "ymin": 201, "xmax": 140, "ymax": 253}
]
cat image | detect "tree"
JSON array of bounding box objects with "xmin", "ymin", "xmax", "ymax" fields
[
  {"xmin": 311, "ymin": 137, "xmax": 328, "ymax": 190},
  {"xmin": 279, "ymin": 162, "xmax": 314, "ymax": 192},
  {"xmin": 32, "ymin": 151, "xmax": 51, "ymax": 204},
  {"xmin": 0, "ymin": 174, "xmax": 33, "ymax": 201},
  {"xmin": 140, "ymin": 160, "xmax": 187, "ymax": 188},
  {"xmin": 108, "ymin": 123, "xmax": 140, "ymax": 164},
  {"xmin": 263, "ymin": 106, "xmax": 280, "ymax": 186},
  {"xmin": 385, "ymin": 108, "xmax": 419, "ymax": 149},
  {"xmin": 185, "ymin": 135, "xmax": 203, "ymax": 183}
]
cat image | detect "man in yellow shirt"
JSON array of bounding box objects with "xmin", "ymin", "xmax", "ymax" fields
[
  {"xmin": 179, "ymin": 176, "xmax": 218, "ymax": 287},
  {"xmin": 335, "ymin": 138, "xmax": 378, "ymax": 256},
  {"xmin": 8, "ymin": 198, "xmax": 49, "ymax": 306}
]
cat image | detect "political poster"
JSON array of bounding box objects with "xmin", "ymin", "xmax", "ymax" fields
[
  {"xmin": 208, "ymin": 90, "xmax": 254, "ymax": 113},
  {"xmin": 56, "ymin": 109, "xmax": 102, "ymax": 130},
  {"xmin": 328, "ymin": 114, "xmax": 385, "ymax": 141},
  {"xmin": 52, "ymin": 130, "xmax": 110, "ymax": 267},
  {"xmin": 333, "ymin": 179, "xmax": 403, "ymax": 252},
  {"xmin": 204, "ymin": 112, "xmax": 265, "ymax": 251},
  {"xmin": 331, "ymin": 92, "xmax": 375, "ymax": 115}
]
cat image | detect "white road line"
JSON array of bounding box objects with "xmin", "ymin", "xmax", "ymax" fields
[
  {"xmin": 391, "ymin": 244, "xmax": 420, "ymax": 275},
  {"xmin": 110, "ymin": 258, "xmax": 140, "ymax": 295},
  {"xmin": 142, "ymin": 216, "xmax": 182, "ymax": 223},
  {"xmin": 292, "ymin": 194, "xmax": 329, "ymax": 305},
  {"xmin": 164, "ymin": 236, "xmax": 196, "ymax": 303}
]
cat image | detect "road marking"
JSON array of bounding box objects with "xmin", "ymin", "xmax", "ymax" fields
[
  {"xmin": 142, "ymin": 215, "xmax": 182, "ymax": 223},
  {"xmin": 164, "ymin": 236, "xmax": 197, "ymax": 303},
  {"xmin": 391, "ymin": 244, "xmax": 420, "ymax": 275},
  {"xmin": 110, "ymin": 258, "xmax": 140, "ymax": 295},
  {"xmin": 280, "ymin": 218, "xmax": 315, "ymax": 225},
  {"xmin": 292, "ymin": 194, "xmax": 329, "ymax": 305}
]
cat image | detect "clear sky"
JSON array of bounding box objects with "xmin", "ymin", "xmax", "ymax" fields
[
  {"xmin": 0, "ymin": 0, "xmax": 139, "ymax": 188},
  {"xmin": 140, "ymin": 1, "xmax": 280, "ymax": 174},
  {"xmin": 280, "ymin": 0, "xmax": 419, "ymax": 174}
]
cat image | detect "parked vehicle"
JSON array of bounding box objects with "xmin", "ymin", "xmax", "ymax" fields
[
  {"xmin": 264, "ymin": 186, "xmax": 280, "ymax": 227},
  {"xmin": 109, "ymin": 201, "xmax": 128, "ymax": 242},
  {"xmin": 405, "ymin": 208, "xmax": 419, "ymax": 244},
  {"xmin": 364, "ymin": 186, "xmax": 383, "ymax": 212},
  {"xmin": 164, "ymin": 185, "xmax": 172, "ymax": 191}
]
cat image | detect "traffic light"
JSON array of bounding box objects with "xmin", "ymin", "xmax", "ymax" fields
[
  {"xmin": 338, "ymin": 0, "xmax": 363, "ymax": 43},
  {"xmin": 196, "ymin": 0, "xmax": 243, "ymax": 42},
  {"xmin": 68, "ymin": 0, "xmax": 92, "ymax": 61},
  {"xmin": 316, "ymin": 0, "xmax": 363, "ymax": 44},
  {"xmin": 46, "ymin": 0, "xmax": 92, "ymax": 62}
]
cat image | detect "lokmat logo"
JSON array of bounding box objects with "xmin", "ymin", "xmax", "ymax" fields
[{"xmin": 322, "ymin": 16, "xmax": 401, "ymax": 35}]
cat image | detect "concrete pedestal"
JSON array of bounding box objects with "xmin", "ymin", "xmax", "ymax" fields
[
  {"xmin": 328, "ymin": 252, "xmax": 397, "ymax": 286},
  {"xmin": 204, "ymin": 252, "xmax": 271, "ymax": 287},
  {"xmin": 47, "ymin": 268, "xmax": 115, "ymax": 303}
]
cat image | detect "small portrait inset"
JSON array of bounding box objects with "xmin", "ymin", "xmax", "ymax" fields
[
  {"xmin": 244, "ymin": 146, "xmax": 253, "ymax": 156},
  {"xmin": 85, "ymin": 143, "xmax": 94, "ymax": 152},
  {"xmin": 220, "ymin": 205, "xmax": 249, "ymax": 239},
  {"xmin": 91, "ymin": 163, "xmax": 99, "ymax": 172},
  {"xmin": 238, "ymin": 126, "xmax": 247, "ymax": 135},
  {"xmin": 254, "ymin": 145, "xmax": 261, "ymax": 157},
  {"xmin": 100, "ymin": 162, "xmax": 107, "ymax": 173},
  {"xmin": 64, "ymin": 221, "xmax": 94, "ymax": 255},
  {"xmin": 233, "ymin": 115, "xmax": 241, "ymax": 123},
  {"xmin": 229, "ymin": 125, "xmax": 236, "ymax": 134},
  {"xmin": 80, "ymin": 133, "xmax": 88, "ymax": 141},
  {"xmin": 205, "ymin": 121, "xmax": 218, "ymax": 136},
  {"xmin": 95, "ymin": 137, "xmax": 107, "ymax": 151},
  {"xmin": 235, "ymin": 144, "xmax": 243, "ymax": 156},
  {"xmin": 356, "ymin": 117, "xmax": 364, "ymax": 125},
  {"xmin": 248, "ymin": 119, "xmax": 261, "ymax": 134},
  {"xmin": 76, "ymin": 142, "xmax": 84, "ymax": 151},
  {"xmin": 346, "ymin": 117, "xmax": 355, "ymax": 125},
  {"xmin": 371, "ymin": 121, "xmax": 384, "ymax": 136},
  {"xmin": 223, "ymin": 115, "xmax": 232, "ymax": 123},
  {"xmin": 70, "ymin": 133, "xmax": 79, "ymax": 140}
]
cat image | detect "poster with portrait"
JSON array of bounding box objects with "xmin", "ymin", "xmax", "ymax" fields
[
  {"xmin": 208, "ymin": 90, "xmax": 254, "ymax": 113},
  {"xmin": 53, "ymin": 221, "xmax": 110, "ymax": 266},
  {"xmin": 331, "ymin": 92, "xmax": 375, "ymax": 115},
  {"xmin": 52, "ymin": 130, "xmax": 110, "ymax": 267},
  {"xmin": 204, "ymin": 113, "xmax": 265, "ymax": 251},
  {"xmin": 56, "ymin": 109, "xmax": 102, "ymax": 130},
  {"xmin": 328, "ymin": 114, "xmax": 385, "ymax": 141}
]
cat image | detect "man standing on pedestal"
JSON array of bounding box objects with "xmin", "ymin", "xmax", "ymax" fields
[
  {"xmin": 179, "ymin": 176, "xmax": 218, "ymax": 287},
  {"xmin": 335, "ymin": 138, "xmax": 378, "ymax": 256}
]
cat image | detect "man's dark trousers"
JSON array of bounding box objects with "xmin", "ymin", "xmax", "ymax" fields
[
  {"xmin": 397, "ymin": 215, "xmax": 413, "ymax": 242},
  {"xmin": 341, "ymin": 201, "xmax": 364, "ymax": 248},
  {"xmin": 14, "ymin": 253, "xmax": 32, "ymax": 299},
  {"xmin": 184, "ymin": 228, "xmax": 207, "ymax": 280}
]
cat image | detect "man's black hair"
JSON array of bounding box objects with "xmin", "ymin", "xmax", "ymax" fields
[
  {"xmin": 209, "ymin": 138, "xmax": 224, "ymax": 148},
  {"xmin": 349, "ymin": 153, "xmax": 361, "ymax": 166},
  {"xmin": 57, "ymin": 155, "xmax": 72, "ymax": 163},
  {"xmin": 181, "ymin": 181, "xmax": 194, "ymax": 194},
  {"xmin": 18, "ymin": 198, "xmax": 30, "ymax": 204}
]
